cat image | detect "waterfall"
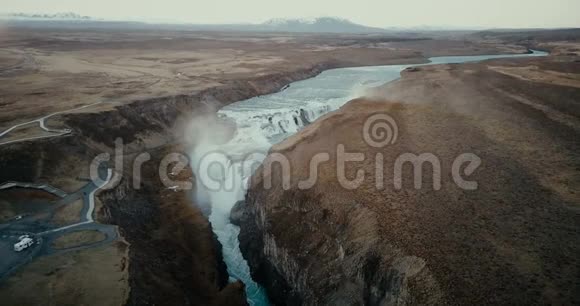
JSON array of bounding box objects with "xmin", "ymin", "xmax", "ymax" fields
[{"xmin": 188, "ymin": 49, "xmax": 548, "ymax": 305}]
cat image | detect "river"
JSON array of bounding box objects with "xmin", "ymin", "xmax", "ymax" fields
[{"xmin": 191, "ymin": 50, "xmax": 547, "ymax": 306}]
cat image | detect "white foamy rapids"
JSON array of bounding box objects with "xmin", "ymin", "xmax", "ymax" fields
[
  {"xmin": 187, "ymin": 102, "xmax": 337, "ymax": 306},
  {"xmin": 191, "ymin": 50, "xmax": 549, "ymax": 306},
  {"xmin": 190, "ymin": 141, "xmax": 270, "ymax": 306},
  {"xmin": 219, "ymin": 103, "xmax": 332, "ymax": 151}
]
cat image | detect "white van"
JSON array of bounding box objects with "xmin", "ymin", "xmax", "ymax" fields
[{"xmin": 14, "ymin": 237, "xmax": 34, "ymax": 252}]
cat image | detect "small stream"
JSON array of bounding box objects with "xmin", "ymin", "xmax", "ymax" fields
[{"xmin": 192, "ymin": 50, "xmax": 547, "ymax": 305}]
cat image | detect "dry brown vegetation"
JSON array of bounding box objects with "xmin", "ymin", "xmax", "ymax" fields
[
  {"xmin": 50, "ymin": 198, "xmax": 83, "ymax": 226},
  {"xmin": 0, "ymin": 242, "xmax": 129, "ymax": 306},
  {"xmin": 0, "ymin": 27, "xmax": 528, "ymax": 132},
  {"xmin": 51, "ymin": 230, "xmax": 106, "ymax": 249},
  {"xmin": 1, "ymin": 25, "xmax": 577, "ymax": 305},
  {"xmin": 0, "ymin": 188, "xmax": 58, "ymax": 221},
  {"xmin": 240, "ymin": 55, "xmax": 580, "ymax": 304}
]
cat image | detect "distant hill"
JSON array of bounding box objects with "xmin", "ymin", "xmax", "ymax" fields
[
  {"xmin": 472, "ymin": 28, "xmax": 580, "ymax": 42},
  {"xmin": 0, "ymin": 14, "xmax": 388, "ymax": 33},
  {"xmin": 260, "ymin": 17, "xmax": 385, "ymax": 33},
  {"xmin": 1, "ymin": 12, "xmax": 95, "ymax": 21}
]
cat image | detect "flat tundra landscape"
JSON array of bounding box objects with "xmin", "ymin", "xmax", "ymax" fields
[{"xmin": 0, "ymin": 22, "xmax": 579, "ymax": 306}]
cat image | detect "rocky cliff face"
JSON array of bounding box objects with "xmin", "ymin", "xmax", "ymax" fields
[
  {"xmin": 233, "ymin": 57, "xmax": 580, "ymax": 305},
  {"xmin": 0, "ymin": 128, "xmax": 246, "ymax": 305},
  {"xmin": 232, "ymin": 190, "xmax": 439, "ymax": 306},
  {"xmin": 63, "ymin": 62, "xmax": 339, "ymax": 149},
  {"xmin": 98, "ymin": 146, "xmax": 250, "ymax": 306},
  {"xmin": 0, "ymin": 60, "xmax": 354, "ymax": 305},
  {"xmin": 232, "ymin": 103, "xmax": 445, "ymax": 305}
]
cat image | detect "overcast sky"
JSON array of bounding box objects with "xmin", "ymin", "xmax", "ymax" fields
[{"xmin": 1, "ymin": 0, "xmax": 579, "ymax": 28}]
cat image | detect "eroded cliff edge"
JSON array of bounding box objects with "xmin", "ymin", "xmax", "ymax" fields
[
  {"xmin": 0, "ymin": 46, "xmax": 432, "ymax": 304},
  {"xmin": 233, "ymin": 56, "xmax": 580, "ymax": 305}
]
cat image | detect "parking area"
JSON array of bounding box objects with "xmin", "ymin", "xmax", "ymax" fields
[
  {"xmin": 0, "ymin": 174, "xmax": 116, "ymax": 281},
  {"xmin": 0, "ymin": 233, "xmax": 41, "ymax": 279}
]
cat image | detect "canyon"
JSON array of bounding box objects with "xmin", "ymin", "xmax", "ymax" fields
[
  {"xmin": 0, "ymin": 24, "xmax": 579, "ymax": 305},
  {"xmin": 233, "ymin": 50, "xmax": 580, "ymax": 304}
]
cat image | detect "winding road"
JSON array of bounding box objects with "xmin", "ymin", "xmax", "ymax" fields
[
  {"xmin": 0, "ymin": 101, "xmax": 103, "ymax": 146},
  {"xmin": 37, "ymin": 168, "xmax": 113, "ymax": 235},
  {"xmin": 0, "ymin": 167, "xmax": 115, "ymax": 280},
  {"xmin": 0, "ymin": 181, "xmax": 67, "ymax": 198}
]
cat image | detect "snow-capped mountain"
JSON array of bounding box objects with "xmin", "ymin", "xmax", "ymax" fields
[
  {"xmin": 263, "ymin": 17, "xmax": 321, "ymax": 26},
  {"xmin": 260, "ymin": 17, "xmax": 385, "ymax": 33},
  {"xmin": 0, "ymin": 13, "xmax": 393, "ymax": 34},
  {"xmin": 1, "ymin": 12, "xmax": 94, "ymax": 21}
]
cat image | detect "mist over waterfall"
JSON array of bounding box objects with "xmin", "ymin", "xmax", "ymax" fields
[
  {"xmin": 186, "ymin": 66, "xmax": 386, "ymax": 305},
  {"xmin": 186, "ymin": 97, "xmax": 342, "ymax": 306},
  {"xmin": 185, "ymin": 50, "xmax": 548, "ymax": 306},
  {"xmin": 186, "ymin": 114, "xmax": 269, "ymax": 306}
]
